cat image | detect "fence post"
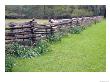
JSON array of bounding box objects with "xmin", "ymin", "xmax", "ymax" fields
[
  {"xmin": 50, "ymin": 25, "xmax": 54, "ymax": 36},
  {"xmin": 70, "ymin": 19, "xmax": 73, "ymax": 27},
  {"xmin": 30, "ymin": 21, "xmax": 35, "ymax": 45},
  {"xmin": 76, "ymin": 18, "xmax": 80, "ymax": 26},
  {"xmin": 45, "ymin": 27, "xmax": 48, "ymax": 38}
]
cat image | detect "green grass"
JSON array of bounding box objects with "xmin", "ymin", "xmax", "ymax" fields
[{"xmin": 12, "ymin": 20, "xmax": 106, "ymax": 72}]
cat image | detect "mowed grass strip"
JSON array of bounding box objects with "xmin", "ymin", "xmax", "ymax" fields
[{"xmin": 12, "ymin": 20, "xmax": 106, "ymax": 72}]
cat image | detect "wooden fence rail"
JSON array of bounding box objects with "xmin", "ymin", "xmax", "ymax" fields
[{"xmin": 5, "ymin": 16, "xmax": 103, "ymax": 45}]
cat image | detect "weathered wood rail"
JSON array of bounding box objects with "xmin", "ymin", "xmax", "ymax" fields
[{"xmin": 5, "ymin": 16, "xmax": 103, "ymax": 45}]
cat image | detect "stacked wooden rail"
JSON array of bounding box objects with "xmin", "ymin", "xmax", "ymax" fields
[{"xmin": 5, "ymin": 16, "xmax": 103, "ymax": 45}]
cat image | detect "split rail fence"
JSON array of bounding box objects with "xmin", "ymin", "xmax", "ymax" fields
[{"xmin": 5, "ymin": 16, "xmax": 103, "ymax": 45}]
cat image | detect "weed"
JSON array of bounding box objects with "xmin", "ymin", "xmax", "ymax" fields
[
  {"xmin": 47, "ymin": 32, "xmax": 62, "ymax": 43},
  {"xmin": 69, "ymin": 26, "xmax": 82, "ymax": 34},
  {"xmin": 5, "ymin": 55, "xmax": 15, "ymax": 72}
]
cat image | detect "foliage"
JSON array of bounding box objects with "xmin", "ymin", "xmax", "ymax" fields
[
  {"xmin": 59, "ymin": 27, "xmax": 70, "ymax": 36},
  {"xmin": 6, "ymin": 43, "xmax": 30, "ymax": 58},
  {"xmin": 47, "ymin": 32, "xmax": 62, "ymax": 43},
  {"xmin": 5, "ymin": 55, "xmax": 15, "ymax": 72},
  {"xmin": 69, "ymin": 26, "xmax": 82, "ymax": 34},
  {"xmin": 5, "ymin": 40, "xmax": 50, "ymax": 59},
  {"xmin": 5, "ymin": 5, "xmax": 106, "ymax": 19},
  {"xmin": 34, "ymin": 40, "xmax": 50, "ymax": 54}
]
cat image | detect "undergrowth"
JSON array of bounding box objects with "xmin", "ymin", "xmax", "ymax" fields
[{"xmin": 5, "ymin": 39, "xmax": 50, "ymax": 72}]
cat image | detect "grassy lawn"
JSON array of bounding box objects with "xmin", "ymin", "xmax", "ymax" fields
[{"xmin": 12, "ymin": 20, "xmax": 106, "ymax": 72}]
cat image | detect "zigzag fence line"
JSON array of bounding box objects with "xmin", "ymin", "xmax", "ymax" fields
[{"xmin": 5, "ymin": 16, "xmax": 103, "ymax": 45}]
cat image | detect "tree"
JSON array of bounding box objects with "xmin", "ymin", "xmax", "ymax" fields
[{"xmin": 5, "ymin": 5, "xmax": 106, "ymax": 19}]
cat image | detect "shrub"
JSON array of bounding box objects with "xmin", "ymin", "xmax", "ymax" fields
[
  {"xmin": 5, "ymin": 55, "xmax": 15, "ymax": 72},
  {"xmin": 47, "ymin": 32, "xmax": 62, "ymax": 43},
  {"xmin": 69, "ymin": 26, "xmax": 82, "ymax": 34},
  {"xmin": 81, "ymin": 26, "xmax": 87, "ymax": 30},
  {"xmin": 6, "ymin": 43, "xmax": 39, "ymax": 58},
  {"xmin": 60, "ymin": 28, "xmax": 69, "ymax": 36},
  {"xmin": 34, "ymin": 40, "xmax": 50, "ymax": 54},
  {"xmin": 5, "ymin": 43, "xmax": 24, "ymax": 57},
  {"xmin": 16, "ymin": 47, "xmax": 38, "ymax": 58}
]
